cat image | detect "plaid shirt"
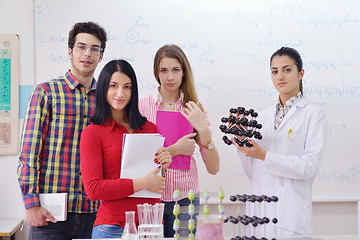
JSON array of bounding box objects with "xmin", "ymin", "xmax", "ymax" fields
[{"xmin": 17, "ymin": 70, "xmax": 99, "ymax": 213}]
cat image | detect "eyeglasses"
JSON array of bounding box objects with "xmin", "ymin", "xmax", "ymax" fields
[{"xmin": 73, "ymin": 43, "xmax": 103, "ymax": 56}]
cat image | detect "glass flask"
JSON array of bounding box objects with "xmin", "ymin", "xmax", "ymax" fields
[{"xmin": 122, "ymin": 211, "xmax": 139, "ymax": 240}]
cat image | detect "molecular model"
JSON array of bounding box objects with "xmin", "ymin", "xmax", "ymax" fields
[
  {"xmin": 188, "ymin": 190, "xmax": 196, "ymax": 240},
  {"xmin": 172, "ymin": 189, "xmax": 226, "ymax": 240},
  {"xmin": 172, "ymin": 189, "xmax": 181, "ymax": 240},
  {"xmin": 220, "ymin": 107, "xmax": 262, "ymax": 147},
  {"xmin": 202, "ymin": 189, "xmax": 226, "ymax": 216},
  {"xmin": 172, "ymin": 190, "xmax": 199, "ymax": 240},
  {"xmin": 225, "ymin": 194, "xmax": 279, "ymax": 240}
]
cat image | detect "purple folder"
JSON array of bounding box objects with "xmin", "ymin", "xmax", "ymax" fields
[{"xmin": 156, "ymin": 111, "xmax": 194, "ymax": 169}]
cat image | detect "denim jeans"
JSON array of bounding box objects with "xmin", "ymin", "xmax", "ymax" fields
[
  {"xmin": 28, "ymin": 212, "xmax": 96, "ymax": 240},
  {"xmin": 162, "ymin": 197, "xmax": 200, "ymax": 238},
  {"xmin": 92, "ymin": 224, "xmax": 124, "ymax": 239}
]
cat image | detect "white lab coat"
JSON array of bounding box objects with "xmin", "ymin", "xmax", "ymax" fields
[{"xmin": 238, "ymin": 97, "xmax": 328, "ymax": 237}]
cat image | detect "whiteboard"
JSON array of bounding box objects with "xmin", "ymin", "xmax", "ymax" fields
[{"xmin": 34, "ymin": 0, "xmax": 360, "ymax": 199}]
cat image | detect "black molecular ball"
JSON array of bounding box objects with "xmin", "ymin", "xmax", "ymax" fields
[
  {"xmin": 222, "ymin": 136, "xmax": 232, "ymax": 145},
  {"xmin": 221, "ymin": 117, "xmax": 229, "ymax": 123},
  {"xmin": 255, "ymin": 195, "xmax": 262, "ymax": 202},
  {"xmin": 241, "ymin": 218, "xmax": 250, "ymax": 226},
  {"xmin": 238, "ymin": 195, "xmax": 246, "ymax": 202},
  {"xmin": 237, "ymin": 107, "xmax": 245, "ymax": 113},
  {"xmin": 271, "ymin": 196, "xmax": 279, "ymax": 202},
  {"xmin": 230, "ymin": 108, "xmax": 238, "ymax": 114},
  {"xmin": 229, "ymin": 115, "xmax": 236, "ymax": 123},
  {"xmin": 272, "ymin": 218, "xmax": 278, "ymax": 224},
  {"xmin": 262, "ymin": 217, "xmax": 269, "ymax": 223},
  {"xmin": 251, "ymin": 112, "xmax": 258, "ymax": 117},
  {"xmin": 230, "ymin": 217, "xmax": 239, "ymax": 224},
  {"xmin": 219, "ymin": 125, "xmax": 227, "ymax": 132},
  {"xmin": 220, "ymin": 107, "xmax": 262, "ymax": 148}
]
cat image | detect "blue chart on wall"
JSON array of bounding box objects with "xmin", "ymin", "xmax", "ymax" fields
[{"xmin": 34, "ymin": 0, "xmax": 360, "ymax": 199}]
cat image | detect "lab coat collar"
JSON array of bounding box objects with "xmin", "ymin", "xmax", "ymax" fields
[{"xmin": 274, "ymin": 97, "xmax": 309, "ymax": 132}]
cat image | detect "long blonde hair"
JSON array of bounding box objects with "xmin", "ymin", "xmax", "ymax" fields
[{"xmin": 153, "ymin": 44, "xmax": 204, "ymax": 109}]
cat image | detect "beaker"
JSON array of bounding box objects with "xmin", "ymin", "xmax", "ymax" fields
[{"xmin": 196, "ymin": 214, "xmax": 225, "ymax": 240}]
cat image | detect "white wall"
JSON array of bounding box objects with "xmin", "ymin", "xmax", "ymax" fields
[
  {"xmin": 0, "ymin": 1, "xmax": 358, "ymax": 239},
  {"xmin": 0, "ymin": 0, "xmax": 34, "ymax": 239}
]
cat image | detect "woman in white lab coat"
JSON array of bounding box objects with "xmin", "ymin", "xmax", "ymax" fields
[{"xmin": 234, "ymin": 47, "xmax": 328, "ymax": 237}]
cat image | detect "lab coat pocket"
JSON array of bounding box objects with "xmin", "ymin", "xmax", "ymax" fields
[
  {"xmin": 276, "ymin": 187, "xmax": 307, "ymax": 234},
  {"xmin": 285, "ymin": 130, "xmax": 306, "ymax": 155}
]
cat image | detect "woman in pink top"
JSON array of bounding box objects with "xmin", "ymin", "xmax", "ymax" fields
[
  {"xmin": 80, "ymin": 59, "xmax": 172, "ymax": 239},
  {"xmin": 139, "ymin": 44, "xmax": 220, "ymax": 238}
]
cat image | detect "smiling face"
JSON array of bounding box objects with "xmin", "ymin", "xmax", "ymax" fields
[
  {"xmin": 270, "ymin": 55, "xmax": 304, "ymax": 104},
  {"xmin": 106, "ymin": 71, "xmax": 132, "ymax": 118},
  {"xmin": 68, "ymin": 33, "xmax": 103, "ymax": 80},
  {"xmin": 158, "ymin": 57, "xmax": 183, "ymax": 95}
]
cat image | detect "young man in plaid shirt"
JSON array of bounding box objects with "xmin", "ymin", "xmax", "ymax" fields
[{"xmin": 17, "ymin": 21, "xmax": 107, "ymax": 240}]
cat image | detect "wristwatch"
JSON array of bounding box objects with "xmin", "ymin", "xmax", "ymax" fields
[{"xmin": 202, "ymin": 139, "xmax": 215, "ymax": 150}]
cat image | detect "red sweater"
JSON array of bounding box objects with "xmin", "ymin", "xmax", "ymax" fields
[{"xmin": 80, "ymin": 119, "xmax": 161, "ymax": 227}]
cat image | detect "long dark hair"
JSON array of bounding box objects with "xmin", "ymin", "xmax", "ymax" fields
[
  {"xmin": 270, "ymin": 47, "xmax": 304, "ymax": 94},
  {"xmin": 91, "ymin": 59, "xmax": 146, "ymax": 130}
]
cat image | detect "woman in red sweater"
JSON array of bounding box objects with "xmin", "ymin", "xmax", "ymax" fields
[{"xmin": 80, "ymin": 59, "xmax": 171, "ymax": 239}]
